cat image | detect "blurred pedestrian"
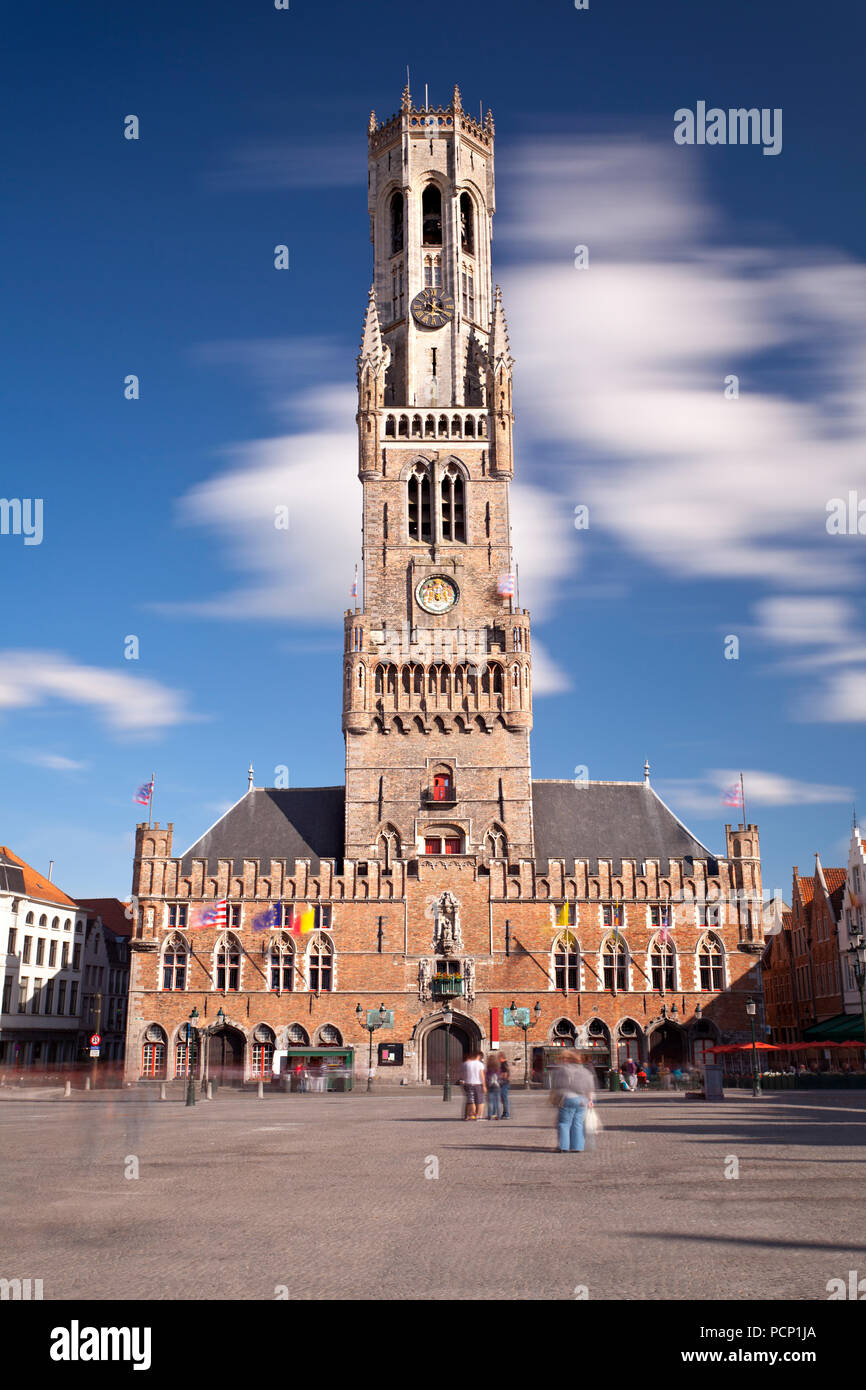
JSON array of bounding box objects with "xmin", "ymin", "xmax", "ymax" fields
[
  {"xmin": 499, "ymin": 1057, "xmax": 511, "ymax": 1118},
  {"xmin": 550, "ymin": 1049, "xmax": 595, "ymax": 1153},
  {"xmin": 461, "ymin": 1050, "xmax": 486, "ymax": 1121},
  {"xmin": 624, "ymin": 1057, "xmax": 637, "ymax": 1091},
  {"xmin": 485, "ymin": 1054, "xmax": 502, "ymax": 1119}
]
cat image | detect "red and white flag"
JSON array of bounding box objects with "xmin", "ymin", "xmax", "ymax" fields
[
  {"xmin": 190, "ymin": 899, "xmax": 227, "ymax": 930},
  {"xmin": 723, "ymin": 780, "xmax": 744, "ymax": 808}
]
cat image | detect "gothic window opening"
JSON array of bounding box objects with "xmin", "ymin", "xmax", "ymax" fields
[
  {"xmin": 390, "ymin": 191, "xmax": 404, "ymax": 255},
  {"xmin": 412, "ymin": 414, "xmax": 422, "ymax": 437},
  {"xmin": 439, "ymin": 467, "xmax": 465, "ymax": 542},
  {"xmin": 465, "ymin": 415, "xmax": 475, "ymax": 438},
  {"xmin": 269, "ymin": 934, "xmax": 295, "ymax": 992},
  {"xmin": 602, "ymin": 938, "xmax": 627, "ymax": 991},
  {"xmin": 308, "ymin": 934, "xmax": 333, "ymax": 993},
  {"xmin": 461, "ymin": 263, "xmax": 475, "ymax": 319},
  {"xmin": 423, "ymin": 253, "xmax": 442, "ymax": 288},
  {"xmin": 391, "ymin": 262, "xmax": 404, "ymax": 321},
  {"xmin": 438, "ymin": 414, "xmax": 448, "ymax": 437},
  {"xmin": 252, "ymin": 1024, "xmax": 276, "ymax": 1077},
  {"xmin": 554, "ymin": 932, "xmax": 579, "ymax": 992},
  {"xmin": 398, "ymin": 414, "xmax": 409, "ymax": 437},
  {"xmin": 288, "ymin": 1024, "xmax": 309, "ymax": 1045},
  {"xmin": 385, "ymin": 415, "xmax": 395, "ymax": 437},
  {"xmin": 650, "ymin": 938, "xmax": 676, "ymax": 992},
  {"xmin": 425, "ymin": 414, "xmax": 435, "ymax": 437},
  {"xmin": 216, "ymin": 934, "xmax": 241, "ymax": 992},
  {"xmin": 377, "ymin": 826, "xmax": 400, "ymax": 869},
  {"xmin": 698, "ymin": 933, "xmax": 725, "ymax": 991},
  {"xmin": 161, "ymin": 933, "xmax": 188, "ymax": 991},
  {"xmin": 460, "ymin": 193, "xmax": 475, "ymax": 254},
  {"xmin": 408, "ymin": 464, "xmax": 432, "ymax": 541},
  {"xmin": 141, "ymin": 1025, "xmax": 167, "ymax": 1079},
  {"xmin": 483, "ymin": 825, "xmax": 507, "ymax": 858},
  {"xmin": 422, "ymin": 184, "xmax": 442, "ymax": 245},
  {"xmin": 451, "ymin": 415, "xmax": 462, "ymax": 437}
]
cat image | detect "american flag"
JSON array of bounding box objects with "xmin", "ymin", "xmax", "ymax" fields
[
  {"xmin": 191, "ymin": 899, "xmax": 227, "ymax": 930},
  {"xmin": 723, "ymin": 780, "xmax": 744, "ymax": 808},
  {"xmin": 497, "ymin": 573, "xmax": 515, "ymax": 597},
  {"xmin": 134, "ymin": 782, "xmax": 153, "ymax": 805}
]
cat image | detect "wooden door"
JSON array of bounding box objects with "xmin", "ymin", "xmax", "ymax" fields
[{"xmin": 426, "ymin": 1024, "xmax": 469, "ymax": 1085}]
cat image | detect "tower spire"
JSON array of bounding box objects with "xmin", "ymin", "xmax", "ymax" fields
[
  {"xmin": 489, "ymin": 285, "xmax": 513, "ymax": 367},
  {"xmin": 358, "ymin": 285, "xmax": 384, "ymax": 367}
]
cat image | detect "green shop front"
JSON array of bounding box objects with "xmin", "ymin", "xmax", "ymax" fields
[{"xmin": 273, "ymin": 1047, "xmax": 355, "ymax": 1092}]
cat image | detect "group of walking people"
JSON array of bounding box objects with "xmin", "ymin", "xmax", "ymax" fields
[{"xmin": 460, "ymin": 1052, "xmax": 511, "ymax": 1120}]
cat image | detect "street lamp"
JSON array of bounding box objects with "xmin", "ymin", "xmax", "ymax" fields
[
  {"xmin": 510, "ymin": 1000, "xmax": 541, "ymax": 1090},
  {"xmin": 746, "ymin": 996, "xmax": 761, "ymax": 1096},
  {"xmin": 442, "ymin": 1005, "xmax": 454, "ymax": 1102},
  {"xmin": 846, "ymin": 932, "xmax": 866, "ymax": 1064},
  {"xmin": 185, "ymin": 1006, "xmax": 199, "ymax": 1107},
  {"xmin": 356, "ymin": 1003, "xmax": 387, "ymax": 1092}
]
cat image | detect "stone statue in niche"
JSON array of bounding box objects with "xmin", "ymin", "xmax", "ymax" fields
[
  {"xmin": 433, "ymin": 891, "xmax": 463, "ymax": 955},
  {"xmin": 463, "ymin": 957, "xmax": 476, "ymax": 1002},
  {"xmin": 418, "ymin": 958, "xmax": 432, "ymax": 1001}
]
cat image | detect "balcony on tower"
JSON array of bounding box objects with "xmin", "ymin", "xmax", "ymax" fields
[
  {"xmin": 431, "ymin": 974, "xmax": 464, "ymax": 1000},
  {"xmin": 422, "ymin": 768, "xmax": 457, "ymax": 807}
]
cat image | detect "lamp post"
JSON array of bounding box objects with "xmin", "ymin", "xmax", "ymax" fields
[
  {"xmin": 201, "ymin": 1005, "xmax": 225, "ymax": 1095},
  {"xmin": 356, "ymin": 1003, "xmax": 387, "ymax": 1092},
  {"xmin": 846, "ymin": 931, "xmax": 866, "ymax": 1059},
  {"xmin": 510, "ymin": 1000, "xmax": 541, "ymax": 1089},
  {"xmin": 185, "ymin": 1006, "xmax": 199, "ymax": 1107},
  {"xmin": 442, "ymin": 1005, "xmax": 454, "ymax": 1101},
  {"xmin": 746, "ymin": 996, "xmax": 761, "ymax": 1096}
]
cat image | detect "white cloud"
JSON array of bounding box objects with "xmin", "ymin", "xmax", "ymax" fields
[
  {"xmin": 528, "ymin": 639, "xmax": 571, "ymax": 696},
  {"xmin": 658, "ymin": 768, "xmax": 852, "ymax": 816},
  {"xmin": 800, "ymin": 670, "xmax": 866, "ymax": 723},
  {"xmin": 0, "ymin": 653, "xmax": 193, "ymax": 734},
  {"xmin": 21, "ymin": 752, "xmax": 89, "ymax": 772}
]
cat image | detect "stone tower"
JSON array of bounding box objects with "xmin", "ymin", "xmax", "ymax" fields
[{"xmin": 344, "ymin": 84, "xmax": 534, "ymax": 864}]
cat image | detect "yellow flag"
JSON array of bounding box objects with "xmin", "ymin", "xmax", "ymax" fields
[
  {"xmin": 556, "ymin": 902, "xmax": 569, "ymax": 927},
  {"xmin": 300, "ymin": 906, "xmax": 316, "ymax": 933}
]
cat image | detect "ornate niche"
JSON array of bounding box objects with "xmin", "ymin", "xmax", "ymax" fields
[{"xmin": 432, "ymin": 890, "xmax": 463, "ymax": 955}]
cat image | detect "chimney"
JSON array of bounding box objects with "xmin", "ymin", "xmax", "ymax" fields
[{"xmin": 48, "ymin": 859, "xmax": 54, "ymax": 882}]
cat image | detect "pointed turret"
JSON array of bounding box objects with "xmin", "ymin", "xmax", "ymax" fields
[
  {"xmin": 356, "ymin": 287, "xmax": 389, "ymax": 480},
  {"xmin": 488, "ymin": 286, "xmax": 514, "ymax": 476}
]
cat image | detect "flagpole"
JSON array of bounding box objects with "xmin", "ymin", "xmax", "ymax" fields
[
  {"xmin": 149, "ymin": 773, "xmax": 155, "ymax": 829},
  {"xmin": 740, "ymin": 772, "xmax": 747, "ymax": 826}
]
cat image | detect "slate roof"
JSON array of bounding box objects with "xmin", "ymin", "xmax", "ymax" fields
[
  {"xmin": 531, "ymin": 781, "xmax": 715, "ymax": 873},
  {"xmin": 179, "ymin": 780, "xmax": 715, "ymax": 875},
  {"xmin": 180, "ymin": 788, "xmax": 345, "ymax": 874}
]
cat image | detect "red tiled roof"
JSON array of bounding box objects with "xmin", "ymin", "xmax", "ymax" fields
[
  {"xmin": 0, "ymin": 845, "xmax": 78, "ymax": 909},
  {"xmin": 823, "ymin": 868, "xmax": 847, "ymax": 893},
  {"xmin": 76, "ymin": 897, "xmax": 133, "ymax": 939},
  {"xmin": 797, "ymin": 876, "xmax": 816, "ymax": 904},
  {"xmin": 782, "ymin": 911, "xmax": 792, "ymax": 929}
]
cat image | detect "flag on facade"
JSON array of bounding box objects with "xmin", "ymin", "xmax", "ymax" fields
[
  {"xmin": 556, "ymin": 902, "xmax": 570, "ymax": 927},
  {"xmin": 723, "ymin": 779, "xmax": 744, "ymax": 808},
  {"xmin": 134, "ymin": 781, "xmax": 153, "ymax": 805},
  {"xmin": 252, "ymin": 904, "xmax": 279, "ymax": 934},
  {"xmin": 300, "ymin": 905, "xmax": 316, "ymax": 934},
  {"xmin": 190, "ymin": 899, "xmax": 227, "ymax": 930},
  {"xmin": 497, "ymin": 573, "xmax": 515, "ymax": 598},
  {"xmin": 658, "ymin": 909, "xmax": 671, "ymax": 944}
]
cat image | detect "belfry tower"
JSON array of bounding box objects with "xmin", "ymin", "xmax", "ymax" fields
[{"xmin": 343, "ymin": 84, "xmax": 534, "ymax": 865}]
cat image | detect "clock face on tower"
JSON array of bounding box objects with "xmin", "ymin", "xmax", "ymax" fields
[
  {"xmin": 416, "ymin": 575, "xmax": 459, "ymax": 615},
  {"xmin": 410, "ymin": 288, "xmax": 455, "ymax": 329}
]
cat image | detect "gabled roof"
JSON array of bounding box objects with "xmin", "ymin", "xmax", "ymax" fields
[
  {"xmin": 76, "ymin": 897, "xmax": 133, "ymax": 939},
  {"xmin": 180, "ymin": 788, "xmax": 345, "ymax": 875},
  {"xmin": 0, "ymin": 845, "xmax": 78, "ymax": 908},
  {"xmin": 796, "ymin": 875, "xmax": 816, "ymax": 905},
  {"xmin": 823, "ymin": 868, "xmax": 847, "ymax": 894},
  {"xmin": 531, "ymin": 780, "xmax": 715, "ymax": 873}
]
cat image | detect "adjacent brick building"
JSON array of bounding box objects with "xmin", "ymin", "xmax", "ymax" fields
[
  {"xmin": 763, "ymin": 858, "xmax": 846, "ymax": 1044},
  {"xmin": 125, "ymin": 84, "xmax": 766, "ymax": 1088}
]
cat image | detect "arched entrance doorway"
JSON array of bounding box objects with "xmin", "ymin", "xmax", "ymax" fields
[
  {"xmin": 649, "ymin": 1022, "xmax": 685, "ymax": 1066},
  {"xmin": 208, "ymin": 1026, "xmax": 245, "ymax": 1086},
  {"xmin": 426, "ymin": 1023, "xmax": 470, "ymax": 1086}
]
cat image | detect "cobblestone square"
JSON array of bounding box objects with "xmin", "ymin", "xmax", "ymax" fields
[{"xmin": 1, "ymin": 1089, "xmax": 864, "ymax": 1301}]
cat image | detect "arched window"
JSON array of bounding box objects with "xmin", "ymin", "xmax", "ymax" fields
[
  {"xmin": 461, "ymin": 263, "xmax": 475, "ymax": 319},
  {"xmin": 161, "ymin": 932, "xmax": 188, "ymax": 991},
  {"xmin": 141, "ymin": 1024, "xmax": 166, "ymax": 1079},
  {"xmin": 377, "ymin": 825, "xmax": 400, "ymax": 868},
  {"xmin": 269, "ymin": 933, "xmax": 295, "ymax": 992},
  {"xmin": 423, "ymin": 253, "xmax": 441, "ymax": 288},
  {"xmin": 460, "ymin": 193, "xmax": 475, "ymax": 254},
  {"xmin": 216, "ymin": 933, "xmax": 241, "ymax": 992},
  {"xmin": 602, "ymin": 937, "xmax": 627, "ymax": 991},
  {"xmin": 26, "ymin": 911, "xmax": 34, "ymax": 925},
  {"xmin": 439, "ymin": 465, "xmax": 465, "ymax": 541},
  {"xmin": 465, "ymin": 415, "xmax": 475, "ymax": 437},
  {"xmin": 423, "ymin": 827, "xmax": 464, "ymax": 855},
  {"xmin": 650, "ymin": 936, "xmax": 676, "ymax": 992},
  {"xmin": 308, "ymin": 934, "xmax": 333, "ymax": 993},
  {"xmin": 440, "ymin": 664, "xmax": 450, "ymax": 694},
  {"xmin": 391, "ymin": 261, "xmax": 404, "ymax": 321},
  {"xmin": 438, "ymin": 414, "xmax": 449, "ymax": 437},
  {"xmin": 412, "ymin": 414, "xmax": 422, "ymax": 437},
  {"xmin": 288, "ymin": 1023, "xmax": 309, "ymax": 1045},
  {"xmin": 252, "ymin": 1024, "xmax": 276, "ymax": 1077},
  {"xmin": 390, "ymin": 191, "xmax": 404, "ymax": 255},
  {"xmin": 318, "ymin": 1023, "xmax": 343, "ymax": 1046},
  {"xmin": 408, "ymin": 464, "xmax": 432, "ymax": 541},
  {"xmin": 424, "ymin": 414, "xmax": 435, "ymax": 438},
  {"xmin": 422, "ymin": 184, "xmax": 442, "ymax": 245},
  {"xmin": 39, "ymin": 915, "xmax": 47, "ymax": 927},
  {"xmin": 698, "ymin": 933, "xmax": 725, "ymax": 991},
  {"xmin": 413, "ymin": 665, "xmax": 423, "ymax": 693},
  {"xmin": 553, "ymin": 932, "xmax": 579, "ymax": 992},
  {"xmin": 552, "ymin": 1017, "xmax": 577, "ymax": 1044},
  {"xmin": 385, "ymin": 415, "xmax": 395, "ymax": 437},
  {"xmin": 483, "ymin": 824, "xmax": 507, "ymax": 857}
]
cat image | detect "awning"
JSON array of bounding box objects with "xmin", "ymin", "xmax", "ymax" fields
[{"xmin": 803, "ymin": 1014, "xmax": 865, "ymax": 1042}]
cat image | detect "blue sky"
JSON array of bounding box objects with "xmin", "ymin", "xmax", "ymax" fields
[{"xmin": 2, "ymin": 0, "xmax": 864, "ymax": 899}]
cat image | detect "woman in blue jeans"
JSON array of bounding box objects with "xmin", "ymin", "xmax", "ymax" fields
[{"xmin": 551, "ymin": 1050, "xmax": 595, "ymax": 1152}]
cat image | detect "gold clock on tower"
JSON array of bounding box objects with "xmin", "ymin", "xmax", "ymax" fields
[{"xmin": 410, "ymin": 288, "xmax": 455, "ymax": 329}]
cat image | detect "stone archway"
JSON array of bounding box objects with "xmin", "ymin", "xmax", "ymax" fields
[
  {"xmin": 648, "ymin": 1021, "xmax": 686, "ymax": 1066},
  {"xmin": 207, "ymin": 1026, "xmax": 245, "ymax": 1086},
  {"xmin": 416, "ymin": 1010, "xmax": 482, "ymax": 1084}
]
